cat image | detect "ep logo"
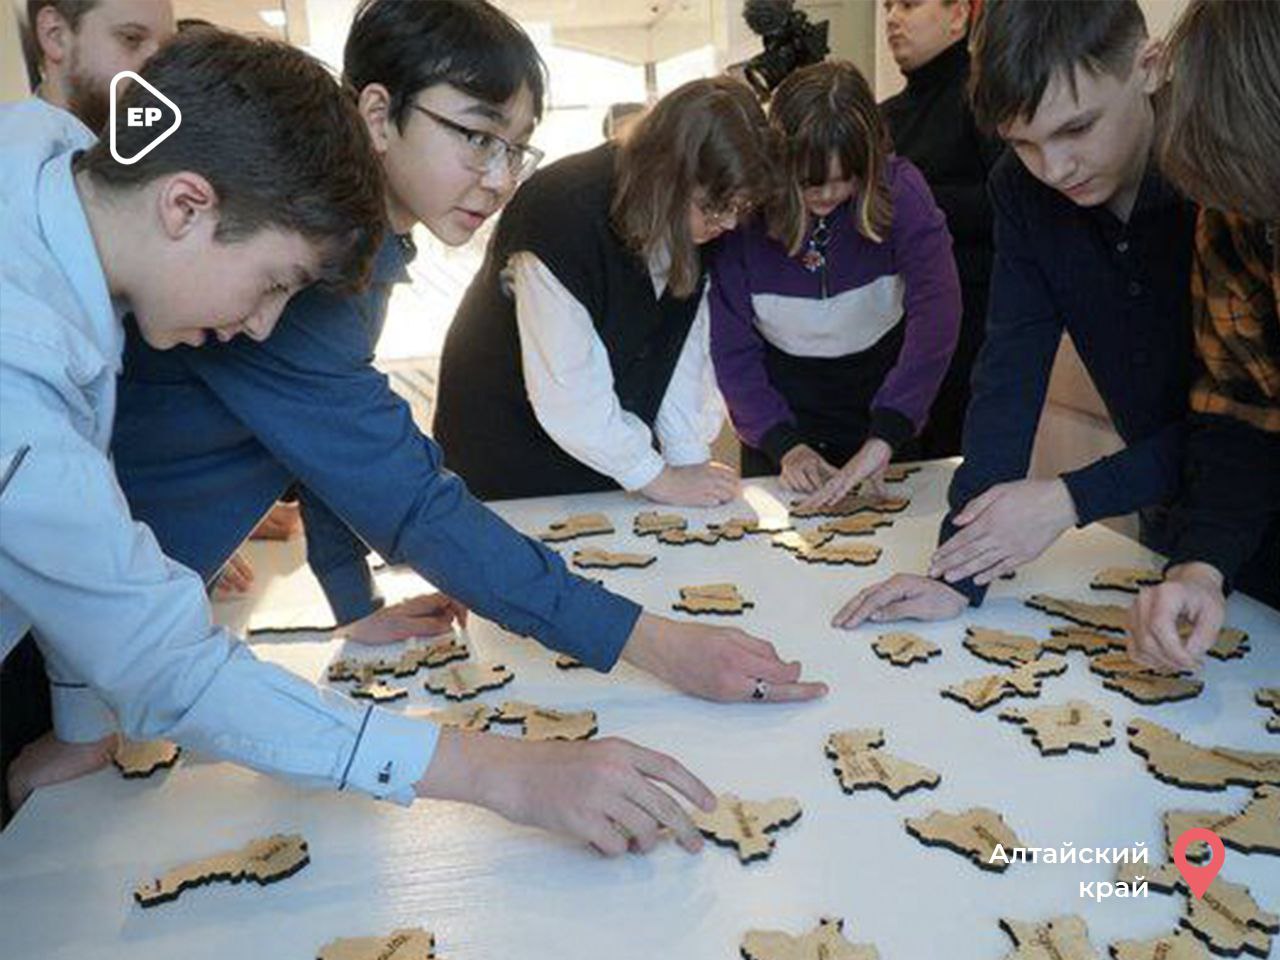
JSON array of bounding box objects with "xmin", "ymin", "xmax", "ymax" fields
[{"xmin": 108, "ymin": 71, "xmax": 182, "ymax": 165}]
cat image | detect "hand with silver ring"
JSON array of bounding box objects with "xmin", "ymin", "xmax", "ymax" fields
[{"xmin": 751, "ymin": 678, "xmax": 770, "ymax": 701}]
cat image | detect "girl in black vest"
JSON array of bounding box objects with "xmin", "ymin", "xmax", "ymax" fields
[{"xmin": 434, "ymin": 77, "xmax": 778, "ymax": 503}]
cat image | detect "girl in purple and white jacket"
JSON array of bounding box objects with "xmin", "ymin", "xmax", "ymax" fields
[{"xmin": 709, "ymin": 59, "xmax": 962, "ymax": 509}]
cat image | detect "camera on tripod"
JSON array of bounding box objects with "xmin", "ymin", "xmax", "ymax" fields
[{"xmin": 736, "ymin": 0, "xmax": 830, "ymax": 98}]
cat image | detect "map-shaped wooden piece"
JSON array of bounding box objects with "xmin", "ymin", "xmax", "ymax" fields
[
  {"xmin": 708, "ymin": 516, "xmax": 791, "ymax": 540},
  {"xmin": 493, "ymin": 701, "xmax": 597, "ymax": 741},
  {"xmin": 904, "ymin": 807, "xmax": 1023, "ymax": 873},
  {"xmin": 1026, "ymin": 595, "xmax": 1129, "ymax": 633},
  {"xmin": 999, "ymin": 701, "xmax": 1115, "ymax": 755},
  {"xmin": 999, "ymin": 915, "xmax": 1102, "ymax": 960},
  {"xmin": 1087, "ymin": 653, "xmax": 1204, "ymax": 704},
  {"xmin": 789, "ymin": 492, "xmax": 909, "ymax": 520},
  {"xmin": 741, "ymin": 917, "xmax": 880, "ymax": 960},
  {"xmin": 1127, "ymin": 719, "xmax": 1280, "ymax": 791},
  {"xmin": 114, "ymin": 739, "xmax": 181, "ymax": 779},
  {"xmin": 871, "ymin": 632, "xmax": 941, "ymax": 667},
  {"xmin": 941, "ymin": 656, "xmax": 1069, "ymax": 711},
  {"xmin": 1042, "ymin": 626, "xmax": 1125, "ymax": 656},
  {"xmin": 134, "ymin": 833, "xmax": 309, "ymax": 907},
  {"xmin": 691, "ymin": 792, "xmax": 801, "ymax": 863},
  {"xmin": 351, "ymin": 680, "xmax": 408, "ymax": 702},
  {"xmin": 1090, "ymin": 567, "xmax": 1163, "ymax": 593},
  {"xmin": 554, "ymin": 654, "xmax": 586, "ymax": 670},
  {"xmin": 881, "ymin": 464, "xmax": 920, "ymax": 483},
  {"xmin": 571, "ymin": 548, "xmax": 656, "ymax": 569},
  {"xmin": 424, "ymin": 662, "xmax": 514, "ymax": 701},
  {"xmin": 657, "ymin": 527, "xmax": 721, "ymax": 546},
  {"xmin": 963, "ymin": 627, "xmax": 1043, "ymax": 666},
  {"xmin": 317, "ymin": 928, "xmax": 437, "ymax": 960},
  {"xmin": 633, "ymin": 511, "xmax": 686, "ymax": 536},
  {"xmin": 1259, "ymin": 688, "xmax": 1280, "ymax": 733},
  {"xmin": 1206, "ymin": 627, "xmax": 1250, "ymax": 661},
  {"xmin": 416, "ymin": 703, "xmax": 495, "ymax": 733},
  {"xmin": 816, "ymin": 513, "xmax": 895, "ymax": 536},
  {"xmin": 673, "ymin": 583, "xmax": 754, "ymax": 615},
  {"xmin": 328, "ymin": 638, "xmax": 468, "ymax": 684},
  {"xmin": 537, "ymin": 513, "xmax": 614, "ymax": 542},
  {"xmin": 1165, "ymin": 786, "xmax": 1280, "ymax": 860},
  {"xmin": 772, "ymin": 530, "xmax": 882, "ymax": 566},
  {"xmin": 825, "ymin": 728, "xmax": 940, "ymax": 798},
  {"xmin": 1108, "ymin": 931, "xmax": 1211, "ymax": 960}
]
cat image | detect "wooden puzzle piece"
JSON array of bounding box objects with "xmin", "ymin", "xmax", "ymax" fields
[
  {"xmin": 424, "ymin": 662, "xmax": 514, "ymax": 701},
  {"xmin": 113, "ymin": 739, "xmax": 180, "ymax": 779},
  {"xmin": 1121, "ymin": 862, "xmax": 1279, "ymax": 957},
  {"xmin": 789, "ymin": 492, "xmax": 909, "ymax": 520},
  {"xmin": 1259, "ymin": 689, "xmax": 1280, "ymax": 733},
  {"xmin": 537, "ymin": 512, "xmax": 614, "ymax": 542},
  {"xmin": 941, "ymin": 656, "xmax": 1069, "ymax": 711},
  {"xmin": 1165, "ymin": 786, "xmax": 1280, "ymax": 860},
  {"xmin": 571, "ymin": 547, "xmax": 656, "ymax": 569},
  {"xmin": 1108, "ymin": 931, "xmax": 1212, "ymax": 960},
  {"xmin": 691, "ymin": 793, "xmax": 801, "ymax": 863},
  {"xmin": 871, "ymin": 632, "xmax": 941, "ymax": 667},
  {"xmin": 633, "ymin": 511, "xmax": 686, "ymax": 536},
  {"xmin": 825, "ymin": 728, "xmax": 940, "ymax": 798},
  {"xmin": 1026, "ymin": 595, "xmax": 1129, "ymax": 633},
  {"xmin": 1043, "ymin": 626, "xmax": 1126, "ymax": 656},
  {"xmin": 492, "ymin": 701, "xmax": 597, "ymax": 741},
  {"xmin": 1206, "ymin": 628, "xmax": 1250, "ymax": 661},
  {"xmin": 904, "ymin": 807, "xmax": 1023, "ymax": 873},
  {"xmin": 1087, "ymin": 653, "xmax": 1204, "ymax": 704},
  {"xmin": 709, "ymin": 516, "xmax": 791, "ymax": 540},
  {"xmin": 999, "ymin": 701, "xmax": 1114, "ymax": 755},
  {"xmin": 816, "ymin": 513, "xmax": 895, "ymax": 536},
  {"xmin": 351, "ymin": 680, "xmax": 408, "ymax": 703},
  {"xmin": 1090, "ymin": 567, "xmax": 1164, "ymax": 593},
  {"xmin": 673, "ymin": 583, "xmax": 754, "ymax": 615},
  {"xmin": 741, "ymin": 917, "xmax": 881, "ymax": 960},
  {"xmin": 1128, "ymin": 719, "xmax": 1280, "ymax": 791},
  {"xmin": 772, "ymin": 530, "xmax": 882, "ymax": 566},
  {"xmin": 327, "ymin": 638, "xmax": 469, "ymax": 685},
  {"xmin": 881, "ymin": 464, "xmax": 921, "ymax": 483},
  {"xmin": 657, "ymin": 527, "xmax": 721, "ymax": 546},
  {"xmin": 554, "ymin": 654, "xmax": 585, "ymax": 670},
  {"xmin": 134, "ymin": 833, "xmax": 309, "ymax": 907},
  {"xmin": 964, "ymin": 627, "xmax": 1044, "ymax": 666},
  {"xmin": 999, "ymin": 916, "xmax": 1102, "ymax": 960},
  {"xmin": 417, "ymin": 704, "xmax": 495, "ymax": 733},
  {"xmin": 317, "ymin": 928, "xmax": 436, "ymax": 960}
]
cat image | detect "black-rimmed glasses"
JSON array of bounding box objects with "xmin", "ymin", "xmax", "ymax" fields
[{"xmin": 411, "ymin": 104, "xmax": 544, "ymax": 183}]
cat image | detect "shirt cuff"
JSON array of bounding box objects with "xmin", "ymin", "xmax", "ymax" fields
[
  {"xmin": 868, "ymin": 407, "xmax": 915, "ymax": 452},
  {"xmin": 759, "ymin": 421, "xmax": 806, "ymax": 464},
  {"xmin": 317, "ymin": 556, "xmax": 385, "ymax": 626},
  {"xmin": 1060, "ymin": 462, "xmax": 1113, "ymax": 528},
  {"xmin": 615, "ymin": 450, "xmax": 667, "ymax": 493},
  {"xmin": 937, "ymin": 515, "xmax": 989, "ymax": 608},
  {"xmin": 339, "ymin": 705, "xmax": 439, "ymax": 805},
  {"xmin": 660, "ymin": 440, "xmax": 711, "ymax": 467},
  {"xmin": 50, "ymin": 681, "xmax": 118, "ymax": 743},
  {"xmin": 550, "ymin": 580, "xmax": 643, "ymax": 672}
]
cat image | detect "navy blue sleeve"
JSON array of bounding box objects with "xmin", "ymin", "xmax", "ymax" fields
[
  {"xmin": 1058, "ymin": 420, "xmax": 1185, "ymax": 527},
  {"xmin": 296, "ymin": 483, "xmax": 384, "ymax": 625},
  {"xmin": 939, "ymin": 164, "xmax": 1065, "ymax": 606},
  {"xmin": 182, "ymin": 287, "xmax": 642, "ymax": 670}
]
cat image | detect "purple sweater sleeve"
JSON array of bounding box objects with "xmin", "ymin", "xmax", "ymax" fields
[
  {"xmin": 708, "ymin": 228, "xmax": 803, "ymax": 457},
  {"xmin": 869, "ymin": 160, "xmax": 963, "ymax": 447}
]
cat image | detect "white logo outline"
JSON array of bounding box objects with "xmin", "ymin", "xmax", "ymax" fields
[{"xmin": 108, "ymin": 71, "xmax": 182, "ymax": 165}]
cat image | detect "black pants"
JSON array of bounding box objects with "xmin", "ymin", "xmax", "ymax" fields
[{"xmin": 0, "ymin": 634, "xmax": 52, "ymax": 828}]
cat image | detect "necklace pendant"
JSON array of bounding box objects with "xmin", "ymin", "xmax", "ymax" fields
[{"xmin": 801, "ymin": 249, "xmax": 826, "ymax": 273}]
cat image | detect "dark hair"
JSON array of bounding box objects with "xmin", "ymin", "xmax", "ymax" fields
[
  {"xmin": 612, "ymin": 76, "xmax": 779, "ymax": 300},
  {"xmin": 1157, "ymin": 0, "xmax": 1280, "ymax": 222},
  {"xmin": 767, "ymin": 60, "xmax": 893, "ymax": 253},
  {"xmin": 75, "ymin": 28, "xmax": 385, "ymax": 291},
  {"xmin": 23, "ymin": 0, "xmax": 99, "ymax": 88},
  {"xmin": 343, "ymin": 0, "xmax": 547, "ymax": 133},
  {"xmin": 969, "ymin": 0, "xmax": 1148, "ymax": 135}
]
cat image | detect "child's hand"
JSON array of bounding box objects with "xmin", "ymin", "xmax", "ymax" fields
[
  {"xmin": 778, "ymin": 444, "xmax": 836, "ymax": 493},
  {"xmin": 641, "ymin": 462, "xmax": 739, "ymax": 507},
  {"xmin": 831, "ymin": 573, "xmax": 968, "ymax": 629},
  {"xmin": 416, "ymin": 729, "xmax": 715, "ymax": 856},
  {"xmin": 795, "ymin": 438, "xmax": 891, "ymax": 510},
  {"xmin": 929, "ymin": 479, "xmax": 1077, "ymax": 585},
  {"xmin": 342, "ymin": 592, "xmax": 469, "ymax": 645},
  {"xmin": 1127, "ymin": 563, "xmax": 1225, "ymax": 673}
]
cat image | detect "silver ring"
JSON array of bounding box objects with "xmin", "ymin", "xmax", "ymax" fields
[{"xmin": 751, "ymin": 678, "xmax": 770, "ymax": 701}]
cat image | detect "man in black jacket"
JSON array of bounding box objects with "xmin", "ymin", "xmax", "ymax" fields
[{"xmin": 881, "ymin": 0, "xmax": 1002, "ymax": 458}]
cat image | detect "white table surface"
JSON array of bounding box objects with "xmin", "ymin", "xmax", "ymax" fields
[{"xmin": 2, "ymin": 463, "xmax": 1277, "ymax": 959}]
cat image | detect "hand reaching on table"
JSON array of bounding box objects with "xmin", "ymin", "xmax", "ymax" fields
[
  {"xmin": 251, "ymin": 501, "xmax": 302, "ymax": 541},
  {"xmin": 794, "ymin": 438, "xmax": 891, "ymax": 511},
  {"xmin": 211, "ymin": 549, "xmax": 255, "ymax": 596},
  {"xmin": 620, "ymin": 613, "xmax": 829, "ymax": 703},
  {"xmin": 929, "ymin": 478, "xmax": 1078, "ymax": 586},
  {"xmin": 641, "ymin": 462, "xmax": 739, "ymax": 507},
  {"xmin": 831, "ymin": 573, "xmax": 969, "ymax": 629},
  {"xmin": 416, "ymin": 729, "xmax": 714, "ymax": 856},
  {"xmin": 778, "ymin": 444, "xmax": 836, "ymax": 493},
  {"xmin": 341, "ymin": 592, "xmax": 468, "ymax": 645},
  {"xmin": 6, "ymin": 731, "xmax": 118, "ymax": 814},
  {"xmin": 1127, "ymin": 562, "xmax": 1225, "ymax": 673}
]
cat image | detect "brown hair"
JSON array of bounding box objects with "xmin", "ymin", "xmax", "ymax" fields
[
  {"xmin": 766, "ymin": 60, "xmax": 893, "ymax": 255},
  {"xmin": 611, "ymin": 76, "xmax": 778, "ymax": 299},
  {"xmin": 23, "ymin": 0, "xmax": 99, "ymax": 87},
  {"xmin": 1156, "ymin": 0, "xmax": 1280, "ymax": 222}
]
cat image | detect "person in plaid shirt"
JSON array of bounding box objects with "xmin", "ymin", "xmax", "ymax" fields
[{"xmin": 1128, "ymin": 0, "xmax": 1280, "ymax": 670}]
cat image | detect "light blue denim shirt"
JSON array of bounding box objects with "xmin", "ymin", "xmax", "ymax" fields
[{"xmin": 0, "ymin": 99, "xmax": 435, "ymax": 802}]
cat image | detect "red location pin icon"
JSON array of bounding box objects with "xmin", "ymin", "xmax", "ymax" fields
[{"xmin": 1173, "ymin": 827, "xmax": 1226, "ymax": 899}]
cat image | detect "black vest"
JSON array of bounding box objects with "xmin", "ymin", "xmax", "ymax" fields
[{"xmin": 434, "ymin": 143, "xmax": 705, "ymax": 500}]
